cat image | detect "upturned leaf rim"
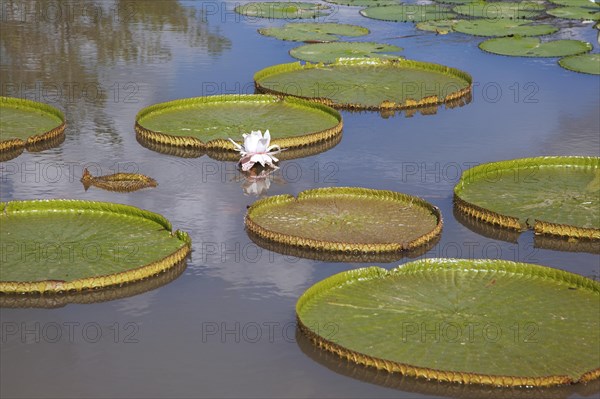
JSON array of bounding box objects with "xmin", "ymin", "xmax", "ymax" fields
[
  {"xmin": 296, "ymin": 258, "xmax": 600, "ymax": 387},
  {"xmin": 245, "ymin": 186, "xmax": 443, "ymax": 254},
  {"xmin": 254, "ymin": 57, "xmax": 473, "ymax": 110},
  {"xmin": 453, "ymin": 156, "xmax": 600, "ymax": 240},
  {"xmin": 0, "ymin": 96, "xmax": 66, "ymax": 159},
  {"xmin": 135, "ymin": 94, "xmax": 343, "ymax": 154},
  {"xmin": 0, "ymin": 199, "xmax": 191, "ymax": 294}
]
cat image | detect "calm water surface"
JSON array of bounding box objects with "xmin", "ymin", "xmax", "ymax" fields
[{"xmin": 1, "ymin": 1, "xmax": 599, "ymax": 398}]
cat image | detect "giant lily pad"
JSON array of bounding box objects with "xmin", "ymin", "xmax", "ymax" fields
[
  {"xmin": 547, "ymin": 6, "xmax": 600, "ymax": 21},
  {"xmin": 289, "ymin": 42, "xmax": 403, "ymax": 63},
  {"xmin": 454, "ymin": 157, "xmax": 600, "ymax": 240},
  {"xmin": 559, "ymin": 53, "xmax": 600, "ymax": 75},
  {"xmin": 258, "ymin": 22, "xmax": 369, "ymax": 42},
  {"xmin": 297, "ymin": 258, "xmax": 600, "ymax": 387},
  {"xmin": 415, "ymin": 19, "xmax": 460, "ymax": 34},
  {"xmin": 324, "ymin": 0, "xmax": 399, "ymax": 7},
  {"xmin": 453, "ymin": 2, "xmax": 545, "ymax": 19},
  {"xmin": 137, "ymin": 131, "xmax": 342, "ymax": 162},
  {"xmin": 0, "ymin": 259, "xmax": 187, "ymax": 308},
  {"xmin": 360, "ymin": 4, "xmax": 455, "ymax": 22},
  {"xmin": 548, "ymin": 0, "xmax": 598, "ymax": 6},
  {"xmin": 453, "ymin": 19, "xmax": 558, "ymax": 37},
  {"xmin": 297, "ymin": 330, "xmax": 600, "ymax": 399},
  {"xmin": 0, "ymin": 96, "xmax": 66, "ymax": 161},
  {"xmin": 0, "ymin": 200, "xmax": 191, "ymax": 294},
  {"xmin": 479, "ymin": 37, "xmax": 592, "ymax": 57},
  {"xmin": 254, "ymin": 58, "xmax": 472, "ymax": 110},
  {"xmin": 245, "ymin": 187, "xmax": 442, "ymax": 255},
  {"xmin": 433, "ymin": 0, "xmax": 479, "ymax": 4},
  {"xmin": 135, "ymin": 95, "xmax": 343, "ymax": 157},
  {"xmin": 247, "ymin": 221, "xmax": 439, "ymax": 262},
  {"xmin": 234, "ymin": 2, "xmax": 331, "ymax": 19}
]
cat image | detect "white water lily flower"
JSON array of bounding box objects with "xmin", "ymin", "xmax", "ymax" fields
[{"xmin": 229, "ymin": 130, "xmax": 283, "ymax": 171}]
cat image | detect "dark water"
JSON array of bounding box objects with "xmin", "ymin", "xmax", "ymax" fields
[{"xmin": 1, "ymin": 1, "xmax": 599, "ymax": 398}]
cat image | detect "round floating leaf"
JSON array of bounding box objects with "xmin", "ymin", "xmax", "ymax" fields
[
  {"xmin": 415, "ymin": 19, "xmax": 460, "ymax": 34},
  {"xmin": 559, "ymin": 53, "xmax": 600, "ymax": 75},
  {"xmin": 433, "ymin": 0, "xmax": 479, "ymax": 4},
  {"xmin": 254, "ymin": 58, "xmax": 472, "ymax": 110},
  {"xmin": 0, "ymin": 200, "xmax": 191, "ymax": 294},
  {"xmin": 234, "ymin": 2, "xmax": 331, "ymax": 19},
  {"xmin": 454, "ymin": 156, "xmax": 600, "ymax": 239},
  {"xmin": 0, "ymin": 260, "xmax": 187, "ymax": 308},
  {"xmin": 360, "ymin": 4, "xmax": 455, "ymax": 22},
  {"xmin": 453, "ymin": 2, "xmax": 545, "ymax": 19},
  {"xmin": 0, "ymin": 98, "xmax": 63, "ymax": 140},
  {"xmin": 547, "ymin": 6, "xmax": 600, "ymax": 21},
  {"xmin": 548, "ymin": 0, "xmax": 598, "ymax": 7},
  {"xmin": 135, "ymin": 94, "xmax": 343, "ymax": 157},
  {"xmin": 245, "ymin": 187, "xmax": 443, "ymax": 255},
  {"xmin": 80, "ymin": 168, "xmax": 158, "ymax": 192},
  {"xmin": 0, "ymin": 96, "xmax": 66, "ymax": 160},
  {"xmin": 324, "ymin": 0, "xmax": 399, "ymax": 7},
  {"xmin": 453, "ymin": 19, "xmax": 558, "ymax": 37},
  {"xmin": 258, "ymin": 22, "xmax": 369, "ymax": 42},
  {"xmin": 297, "ymin": 258, "xmax": 600, "ymax": 387},
  {"xmin": 297, "ymin": 330, "xmax": 600, "ymax": 399},
  {"xmin": 247, "ymin": 220, "xmax": 439, "ymax": 262},
  {"xmin": 289, "ymin": 42, "xmax": 403, "ymax": 63},
  {"xmin": 137, "ymin": 131, "xmax": 342, "ymax": 162},
  {"xmin": 479, "ymin": 37, "xmax": 592, "ymax": 57}
]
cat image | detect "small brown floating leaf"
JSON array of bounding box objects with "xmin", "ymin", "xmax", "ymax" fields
[{"xmin": 81, "ymin": 168, "xmax": 158, "ymax": 192}]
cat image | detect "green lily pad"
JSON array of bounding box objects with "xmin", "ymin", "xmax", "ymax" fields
[
  {"xmin": 245, "ymin": 187, "xmax": 442, "ymax": 255},
  {"xmin": 453, "ymin": 19, "xmax": 558, "ymax": 37},
  {"xmin": 324, "ymin": 0, "xmax": 399, "ymax": 7},
  {"xmin": 0, "ymin": 261, "xmax": 187, "ymax": 308},
  {"xmin": 454, "ymin": 156, "xmax": 600, "ymax": 239},
  {"xmin": 135, "ymin": 94, "xmax": 343, "ymax": 155},
  {"xmin": 479, "ymin": 37, "xmax": 592, "ymax": 57},
  {"xmin": 297, "ymin": 258, "xmax": 600, "ymax": 386},
  {"xmin": 547, "ymin": 6, "xmax": 600, "ymax": 21},
  {"xmin": 289, "ymin": 42, "xmax": 403, "ymax": 63},
  {"xmin": 136, "ymin": 132, "xmax": 342, "ymax": 162},
  {"xmin": 234, "ymin": 2, "xmax": 331, "ymax": 19},
  {"xmin": 297, "ymin": 334, "xmax": 600, "ymax": 399},
  {"xmin": 254, "ymin": 58, "xmax": 472, "ymax": 110},
  {"xmin": 415, "ymin": 19, "xmax": 460, "ymax": 34},
  {"xmin": 0, "ymin": 98, "xmax": 63, "ymax": 140},
  {"xmin": 360, "ymin": 4, "xmax": 455, "ymax": 22},
  {"xmin": 258, "ymin": 22, "xmax": 369, "ymax": 42},
  {"xmin": 548, "ymin": 0, "xmax": 598, "ymax": 7},
  {"xmin": 247, "ymin": 227, "xmax": 438, "ymax": 263},
  {"xmin": 453, "ymin": 2, "xmax": 544, "ymax": 19},
  {"xmin": 559, "ymin": 53, "xmax": 600, "ymax": 75},
  {"xmin": 0, "ymin": 96, "xmax": 66, "ymax": 160},
  {"xmin": 0, "ymin": 200, "xmax": 191, "ymax": 294},
  {"xmin": 433, "ymin": 0, "xmax": 479, "ymax": 4}
]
